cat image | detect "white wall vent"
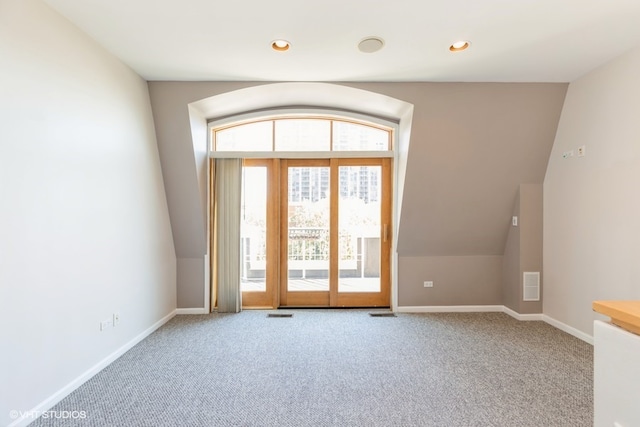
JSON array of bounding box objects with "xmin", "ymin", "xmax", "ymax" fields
[{"xmin": 523, "ymin": 272, "xmax": 540, "ymax": 301}]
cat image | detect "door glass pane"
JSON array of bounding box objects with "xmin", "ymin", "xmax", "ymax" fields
[
  {"xmin": 275, "ymin": 120, "xmax": 331, "ymax": 151},
  {"xmin": 338, "ymin": 166, "xmax": 381, "ymax": 292},
  {"xmin": 287, "ymin": 166, "xmax": 330, "ymax": 291},
  {"xmin": 241, "ymin": 167, "xmax": 267, "ymax": 292}
]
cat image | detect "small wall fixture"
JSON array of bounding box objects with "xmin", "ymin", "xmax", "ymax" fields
[
  {"xmin": 449, "ymin": 40, "xmax": 470, "ymax": 52},
  {"xmin": 271, "ymin": 40, "xmax": 291, "ymax": 52}
]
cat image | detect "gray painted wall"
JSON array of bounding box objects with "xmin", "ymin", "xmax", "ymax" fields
[
  {"xmin": 519, "ymin": 184, "xmax": 543, "ymax": 314},
  {"xmin": 177, "ymin": 258, "xmax": 205, "ymax": 308},
  {"xmin": 502, "ymin": 184, "xmax": 543, "ymax": 314},
  {"xmin": 502, "ymin": 189, "xmax": 521, "ymax": 311},
  {"xmin": 399, "ymin": 256, "xmax": 503, "ymax": 306},
  {"xmin": 148, "ymin": 82, "xmax": 566, "ymax": 309}
]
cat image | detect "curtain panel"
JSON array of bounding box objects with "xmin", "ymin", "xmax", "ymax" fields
[{"xmin": 211, "ymin": 158, "xmax": 242, "ymax": 313}]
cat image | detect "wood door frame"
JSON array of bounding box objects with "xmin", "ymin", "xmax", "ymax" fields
[
  {"xmin": 240, "ymin": 158, "xmax": 280, "ymax": 309},
  {"xmin": 279, "ymin": 159, "xmax": 332, "ymax": 307},
  {"xmin": 334, "ymin": 158, "xmax": 391, "ymax": 307},
  {"xmin": 241, "ymin": 157, "xmax": 392, "ymax": 309},
  {"xmin": 279, "ymin": 158, "xmax": 391, "ymax": 308}
]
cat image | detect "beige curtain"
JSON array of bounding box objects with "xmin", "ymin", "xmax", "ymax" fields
[{"xmin": 211, "ymin": 158, "xmax": 242, "ymax": 313}]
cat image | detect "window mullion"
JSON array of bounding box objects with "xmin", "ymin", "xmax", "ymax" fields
[
  {"xmin": 330, "ymin": 120, "xmax": 334, "ymax": 151},
  {"xmin": 271, "ymin": 120, "xmax": 275, "ymax": 152}
]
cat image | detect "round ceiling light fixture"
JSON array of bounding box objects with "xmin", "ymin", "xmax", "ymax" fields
[
  {"xmin": 358, "ymin": 37, "xmax": 385, "ymax": 53},
  {"xmin": 271, "ymin": 39, "xmax": 291, "ymax": 52},
  {"xmin": 449, "ymin": 40, "xmax": 471, "ymax": 52}
]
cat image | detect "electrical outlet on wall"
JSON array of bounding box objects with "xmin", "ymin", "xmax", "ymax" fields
[
  {"xmin": 423, "ymin": 281, "xmax": 434, "ymax": 288},
  {"xmin": 113, "ymin": 312, "xmax": 120, "ymax": 326},
  {"xmin": 577, "ymin": 145, "xmax": 586, "ymax": 157}
]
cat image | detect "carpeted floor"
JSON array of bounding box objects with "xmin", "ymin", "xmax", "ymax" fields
[{"xmin": 31, "ymin": 311, "xmax": 593, "ymax": 426}]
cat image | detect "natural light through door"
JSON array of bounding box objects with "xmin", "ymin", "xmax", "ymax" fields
[
  {"xmin": 214, "ymin": 114, "xmax": 395, "ymax": 309},
  {"xmin": 287, "ymin": 164, "xmax": 331, "ymax": 292},
  {"xmin": 338, "ymin": 164, "xmax": 382, "ymax": 293}
]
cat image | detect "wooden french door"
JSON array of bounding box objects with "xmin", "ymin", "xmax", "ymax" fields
[
  {"xmin": 239, "ymin": 159, "xmax": 279, "ymax": 308},
  {"xmin": 240, "ymin": 158, "xmax": 391, "ymax": 308}
]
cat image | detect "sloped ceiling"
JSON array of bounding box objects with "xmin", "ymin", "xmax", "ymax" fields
[
  {"xmin": 148, "ymin": 81, "xmax": 567, "ymax": 260},
  {"xmin": 384, "ymin": 83, "xmax": 568, "ymax": 256}
]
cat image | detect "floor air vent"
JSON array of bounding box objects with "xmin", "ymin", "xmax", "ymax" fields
[
  {"xmin": 369, "ymin": 312, "xmax": 396, "ymax": 317},
  {"xmin": 268, "ymin": 313, "xmax": 293, "ymax": 318}
]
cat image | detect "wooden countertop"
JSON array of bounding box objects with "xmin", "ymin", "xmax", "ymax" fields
[{"xmin": 593, "ymin": 300, "xmax": 640, "ymax": 336}]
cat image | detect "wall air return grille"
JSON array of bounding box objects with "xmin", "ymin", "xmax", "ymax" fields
[{"xmin": 523, "ymin": 272, "xmax": 540, "ymax": 301}]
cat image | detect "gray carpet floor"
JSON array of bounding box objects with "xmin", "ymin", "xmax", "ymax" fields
[{"xmin": 31, "ymin": 311, "xmax": 593, "ymax": 427}]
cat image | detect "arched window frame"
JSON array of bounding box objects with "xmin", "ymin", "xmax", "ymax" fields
[{"xmin": 207, "ymin": 108, "xmax": 397, "ymax": 159}]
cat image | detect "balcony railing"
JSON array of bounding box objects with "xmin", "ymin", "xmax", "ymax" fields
[{"xmin": 241, "ymin": 227, "xmax": 380, "ymax": 280}]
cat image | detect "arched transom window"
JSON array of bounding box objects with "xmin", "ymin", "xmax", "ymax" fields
[{"xmin": 210, "ymin": 113, "xmax": 394, "ymax": 154}]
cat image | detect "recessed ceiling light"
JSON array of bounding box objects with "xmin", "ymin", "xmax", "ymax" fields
[
  {"xmin": 358, "ymin": 37, "xmax": 385, "ymax": 53},
  {"xmin": 271, "ymin": 40, "xmax": 291, "ymax": 52},
  {"xmin": 449, "ymin": 40, "xmax": 471, "ymax": 52}
]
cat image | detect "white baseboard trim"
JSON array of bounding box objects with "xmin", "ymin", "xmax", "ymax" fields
[
  {"xmin": 176, "ymin": 308, "xmax": 209, "ymax": 315},
  {"xmin": 395, "ymin": 305, "xmax": 593, "ymax": 345},
  {"xmin": 502, "ymin": 306, "xmax": 544, "ymax": 321},
  {"xmin": 176, "ymin": 307, "xmax": 209, "ymax": 314},
  {"xmin": 542, "ymin": 314, "xmax": 594, "ymax": 345},
  {"xmin": 9, "ymin": 310, "xmax": 177, "ymax": 427},
  {"xmin": 397, "ymin": 305, "xmax": 504, "ymax": 313}
]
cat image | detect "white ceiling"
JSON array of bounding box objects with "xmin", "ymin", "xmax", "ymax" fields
[{"xmin": 43, "ymin": 0, "xmax": 640, "ymax": 82}]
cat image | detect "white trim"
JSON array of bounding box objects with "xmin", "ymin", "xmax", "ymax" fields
[
  {"xmin": 390, "ymin": 252, "xmax": 398, "ymax": 312},
  {"xmin": 208, "ymin": 108, "xmax": 398, "ymax": 133},
  {"xmin": 204, "ymin": 154, "xmax": 211, "ymax": 315},
  {"xmin": 210, "ymin": 150, "xmax": 393, "ymax": 159},
  {"xmin": 176, "ymin": 308, "xmax": 209, "ymax": 315},
  {"xmin": 543, "ymin": 314, "xmax": 594, "ymax": 345},
  {"xmin": 208, "ymin": 109, "xmax": 397, "ymax": 157},
  {"xmin": 503, "ymin": 306, "xmax": 544, "ymax": 321},
  {"xmin": 9, "ymin": 310, "xmax": 176, "ymax": 427},
  {"xmin": 395, "ymin": 305, "xmax": 594, "ymax": 345},
  {"xmin": 396, "ymin": 305, "xmax": 504, "ymax": 313},
  {"xmin": 203, "ymin": 253, "xmax": 210, "ymax": 314}
]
